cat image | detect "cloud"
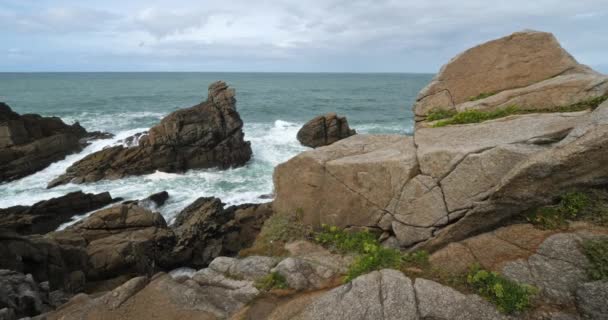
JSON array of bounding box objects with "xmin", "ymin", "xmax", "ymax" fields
[{"xmin": 0, "ymin": 0, "xmax": 607, "ymax": 72}]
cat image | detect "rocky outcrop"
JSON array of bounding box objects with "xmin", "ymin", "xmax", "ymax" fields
[
  {"xmin": 48, "ymin": 81, "xmax": 252, "ymax": 188},
  {"xmin": 0, "ymin": 191, "xmax": 114, "ymax": 235},
  {"xmin": 0, "ymin": 270, "xmax": 49, "ymax": 319},
  {"xmin": 413, "ymin": 30, "xmax": 608, "ymax": 120},
  {"xmin": 0, "ymin": 103, "xmax": 107, "ymax": 183},
  {"xmin": 172, "ymin": 197, "xmax": 273, "ymax": 268},
  {"xmin": 297, "ymin": 113, "xmax": 356, "ymax": 148},
  {"xmin": 273, "ymin": 30, "xmax": 608, "ymax": 251}
]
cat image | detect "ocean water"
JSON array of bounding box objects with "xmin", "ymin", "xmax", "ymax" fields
[{"xmin": 0, "ymin": 72, "xmax": 431, "ymax": 223}]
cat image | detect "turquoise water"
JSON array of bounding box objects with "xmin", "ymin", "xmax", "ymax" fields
[{"xmin": 0, "ymin": 72, "xmax": 431, "ymax": 223}]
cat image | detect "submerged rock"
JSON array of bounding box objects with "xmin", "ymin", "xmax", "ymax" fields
[
  {"xmin": 0, "ymin": 191, "xmax": 114, "ymax": 235},
  {"xmin": 0, "ymin": 102, "xmax": 106, "ymax": 183},
  {"xmin": 48, "ymin": 81, "xmax": 252, "ymax": 188},
  {"xmin": 297, "ymin": 113, "xmax": 356, "ymax": 148}
]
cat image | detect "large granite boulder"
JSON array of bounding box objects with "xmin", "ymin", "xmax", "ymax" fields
[
  {"xmin": 172, "ymin": 197, "xmax": 273, "ymax": 268},
  {"xmin": 0, "ymin": 103, "xmax": 103, "ymax": 182},
  {"xmin": 48, "ymin": 81, "xmax": 252, "ymax": 188},
  {"xmin": 273, "ymin": 134, "xmax": 418, "ymax": 228},
  {"xmin": 0, "ymin": 191, "xmax": 114, "ymax": 235},
  {"xmin": 297, "ymin": 113, "xmax": 356, "ymax": 148},
  {"xmin": 413, "ymin": 30, "xmax": 608, "ymax": 120},
  {"xmin": 273, "ymin": 30, "xmax": 608, "ymax": 250}
]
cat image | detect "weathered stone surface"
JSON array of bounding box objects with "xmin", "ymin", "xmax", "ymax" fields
[
  {"xmin": 575, "ymin": 281, "xmax": 608, "ymax": 319},
  {"xmin": 415, "ymin": 278, "xmax": 507, "ymax": 320},
  {"xmin": 206, "ymin": 256, "xmax": 279, "ymax": 281},
  {"xmin": 137, "ymin": 191, "xmax": 169, "ymax": 210},
  {"xmin": 413, "ymin": 30, "xmax": 606, "ymax": 118},
  {"xmin": 0, "ymin": 102, "xmax": 106, "ymax": 182},
  {"xmin": 48, "ymin": 81, "xmax": 252, "ymax": 187},
  {"xmin": 297, "ymin": 113, "xmax": 356, "ymax": 148},
  {"xmin": 273, "ymin": 134, "xmax": 418, "ymax": 228},
  {"xmin": 172, "ymin": 197, "xmax": 273, "ymax": 268},
  {"xmin": 273, "ymin": 241, "xmax": 351, "ymax": 290},
  {"xmin": 0, "ymin": 229, "xmax": 88, "ymax": 292},
  {"xmin": 0, "ymin": 191, "xmax": 113, "ymax": 235},
  {"xmin": 192, "ymin": 269, "xmax": 260, "ymax": 316},
  {"xmin": 42, "ymin": 273, "xmax": 217, "ymax": 320},
  {"xmin": 291, "ymin": 269, "xmax": 418, "ymax": 320},
  {"xmin": 0, "ymin": 270, "xmax": 48, "ymax": 319}
]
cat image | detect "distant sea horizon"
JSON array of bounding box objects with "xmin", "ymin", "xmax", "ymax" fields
[{"xmin": 0, "ymin": 72, "xmax": 432, "ymax": 226}]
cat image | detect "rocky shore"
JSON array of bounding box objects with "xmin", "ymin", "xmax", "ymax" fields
[{"xmin": 1, "ymin": 30, "xmax": 608, "ymax": 320}]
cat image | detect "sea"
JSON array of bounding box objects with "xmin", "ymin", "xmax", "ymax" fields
[{"xmin": 0, "ymin": 72, "xmax": 432, "ymax": 224}]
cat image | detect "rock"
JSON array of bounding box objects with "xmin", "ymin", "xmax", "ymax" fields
[
  {"xmin": 0, "ymin": 191, "xmax": 114, "ymax": 235},
  {"xmin": 414, "ymin": 278, "xmax": 507, "ymax": 320},
  {"xmin": 413, "ymin": 30, "xmax": 607, "ymax": 119},
  {"xmin": 501, "ymin": 232, "xmax": 605, "ymax": 306},
  {"xmin": 42, "ymin": 273, "xmax": 218, "ymax": 320},
  {"xmin": 0, "ymin": 229, "xmax": 88, "ymax": 292},
  {"xmin": 0, "ymin": 102, "xmax": 97, "ymax": 182},
  {"xmin": 0, "ymin": 270, "xmax": 48, "ymax": 319},
  {"xmin": 192, "ymin": 268, "xmax": 260, "ymax": 314},
  {"xmin": 172, "ymin": 197, "xmax": 273, "ymax": 268},
  {"xmin": 137, "ymin": 191, "xmax": 169, "ymax": 210},
  {"xmin": 576, "ymin": 281, "xmax": 608, "ymax": 319},
  {"xmin": 49, "ymin": 203, "xmax": 177, "ymax": 280},
  {"xmin": 206, "ymin": 256, "xmax": 279, "ymax": 281},
  {"xmin": 273, "ymin": 134, "xmax": 418, "ymax": 228},
  {"xmin": 48, "ymin": 81, "xmax": 252, "ymax": 187},
  {"xmin": 297, "ymin": 113, "xmax": 356, "ymax": 148},
  {"xmin": 291, "ymin": 269, "xmax": 418, "ymax": 320}
]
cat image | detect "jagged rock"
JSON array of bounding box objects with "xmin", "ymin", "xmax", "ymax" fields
[
  {"xmin": 0, "ymin": 229, "xmax": 88, "ymax": 292},
  {"xmin": 49, "ymin": 203, "xmax": 177, "ymax": 280},
  {"xmin": 576, "ymin": 281, "xmax": 608, "ymax": 319},
  {"xmin": 0, "ymin": 191, "xmax": 113, "ymax": 235},
  {"xmin": 48, "ymin": 81, "xmax": 252, "ymax": 188},
  {"xmin": 172, "ymin": 198, "xmax": 273, "ymax": 268},
  {"xmin": 413, "ymin": 30, "xmax": 608, "ymax": 119},
  {"xmin": 273, "ymin": 134, "xmax": 418, "ymax": 228},
  {"xmin": 206, "ymin": 256, "xmax": 279, "ymax": 280},
  {"xmin": 272, "ymin": 241, "xmax": 352, "ymax": 290},
  {"xmin": 0, "ymin": 102, "xmax": 99, "ymax": 182},
  {"xmin": 137, "ymin": 191, "xmax": 169, "ymax": 210},
  {"xmin": 0, "ymin": 270, "xmax": 48, "ymax": 319},
  {"xmin": 297, "ymin": 113, "xmax": 356, "ymax": 148}
]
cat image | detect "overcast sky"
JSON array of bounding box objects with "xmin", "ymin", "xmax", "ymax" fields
[{"xmin": 1, "ymin": 0, "xmax": 607, "ymax": 73}]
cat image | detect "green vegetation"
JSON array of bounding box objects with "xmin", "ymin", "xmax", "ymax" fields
[
  {"xmin": 314, "ymin": 225, "xmax": 429, "ymax": 283},
  {"xmin": 527, "ymin": 190, "xmax": 608, "ymax": 230},
  {"xmin": 433, "ymin": 106, "xmax": 519, "ymax": 127},
  {"xmin": 255, "ymin": 272, "xmax": 289, "ymax": 291},
  {"xmin": 426, "ymin": 109, "xmax": 457, "ymax": 121},
  {"xmin": 467, "ymin": 265, "xmax": 538, "ymax": 314},
  {"xmin": 240, "ymin": 210, "xmax": 312, "ymax": 257},
  {"xmin": 431, "ymin": 95, "xmax": 607, "ymax": 127},
  {"xmin": 469, "ymin": 92, "xmax": 496, "ymax": 101},
  {"xmin": 582, "ymin": 238, "xmax": 608, "ymax": 281}
]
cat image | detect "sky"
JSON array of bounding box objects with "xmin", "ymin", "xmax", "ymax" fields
[{"xmin": 1, "ymin": 0, "xmax": 607, "ymax": 73}]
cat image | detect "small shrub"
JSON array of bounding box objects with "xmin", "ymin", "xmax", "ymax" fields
[
  {"xmin": 314, "ymin": 225, "xmax": 377, "ymax": 254},
  {"xmin": 582, "ymin": 238, "xmax": 608, "ymax": 281},
  {"xmin": 427, "ymin": 109, "xmax": 457, "ymax": 121},
  {"xmin": 469, "ymin": 92, "xmax": 496, "ymax": 101},
  {"xmin": 527, "ymin": 207, "xmax": 568, "ymax": 230},
  {"xmin": 255, "ymin": 272, "xmax": 289, "ymax": 291},
  {"xmin": 402, "ymin": 250, "xmax": 430, "ymax": 267},
  {"xmin": 467, "ymin": 265, "xmax": 537, "ymax": 314},
  {"xmin": 527, "ymin": 190, "xmax": 608, "ymax": 230},
  {"xmin": 344, "ymin": 245, "xmax": 403, "ymax": 282}
]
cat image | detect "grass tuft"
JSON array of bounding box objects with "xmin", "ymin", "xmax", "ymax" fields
[
  {"xmin": 426, "ymin": 109, "xmax": 457, "ymax": 121},
  {"xmin": 467, "ymin": 264, "xmax": 538, "ymax": 314},
  {"xmin": 433, "ymin": 106, "xmax": 519, "ymax": 127},
  {"xmin": 527, "ymin": 190, "xmax": 608, "ymax": 230},
  {"xmin": 469, "ymin": 92, "xmax": 496, "ymax": 101},
  {"xmin": 582, "ymin": 238, "xmax": 608, "ymax": 281},
  {"xmin": 255, "ymin": 272, "xmax": 289, "ymax": 291}
]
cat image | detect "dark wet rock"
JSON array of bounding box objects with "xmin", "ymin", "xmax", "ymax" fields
[
  {"xmin": 138, "ymin": 191, "xmax": 169, "ymax": 209},
  {"xmin": 297, "ymin": 113, "xmax": 356, "ymax": 148},
  {"xmin": 0, "ymin": 270, "xmax": 49, "ymax": 319},
  {"xmin": 172, "ymin": 198, "xmax": 273, "ymax": 268},
  {"xmin": 48, "ymin": 81, "xmax": 252, "ymax": 188},
  {"xmin": 0, "ymin": 102, "xmax": 100, "ymax": 182},
  {"xmin": 0, "ymin": 191, "xmax": 113, "ymax": 235}
]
